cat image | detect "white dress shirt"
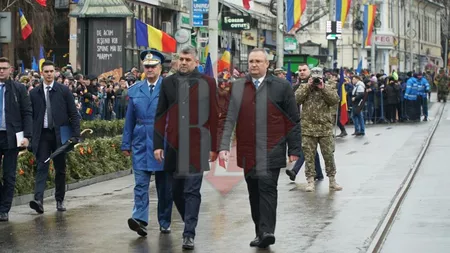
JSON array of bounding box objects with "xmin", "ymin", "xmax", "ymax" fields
[
  {"xmin": 43, "ymin": 82, "xmax": 54, "ymax": 129},
  {"xmin": 252, "ymin": 75, "xmax": 266, "ymax": 89},
  {"xmin": 0, "ymin": 82, "xmax": 5, "ymax": 130},
  {"xmin": 147, "ymin": 80, "xmax": 156, "ymax": 93}
]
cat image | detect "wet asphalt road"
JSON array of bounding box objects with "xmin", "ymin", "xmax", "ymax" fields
[
  {"xmin": 380, "ymin": 104, "xmax": 450, "ymax": 253},
  {"xmin": 0, "ymin": 103, "xmax": 444, "ymax": 253}
]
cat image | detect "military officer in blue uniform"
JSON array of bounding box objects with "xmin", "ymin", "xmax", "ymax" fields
[{"xmin": 121, "ymin": 49, "xmax": 173, "ymax": 237}]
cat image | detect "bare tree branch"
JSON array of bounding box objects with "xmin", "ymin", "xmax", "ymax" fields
[{"xmin": 2, "ymin": 0, "xmax": 17, "ymax": 11}]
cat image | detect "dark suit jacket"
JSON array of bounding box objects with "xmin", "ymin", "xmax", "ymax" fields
[
  {"xmin": 29, "ymin": 82, "xmax": 80, "ymax": 154},
  {"xmin": 218, "ymin": 74, "xmax": 301, "ymax": 172},
  {"xmin": 2, "ymin": 79, "xmax": 32, "ymax": 149},
  {"xmin": 154, "ymin": 70, "xmax": 219, "ymax": 173}
]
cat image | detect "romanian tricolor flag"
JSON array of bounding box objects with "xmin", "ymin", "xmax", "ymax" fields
[
  {"xmin": 19, "ymin": 9, "xmax": 32, "ymax": 40},
  {"xmin": 336, "ymin": 0, "xmax": 352, "ymax": 24},
  {"xmin": 86, "ymin": 108, "xmax": 93, "ymax": 115},
  {"xmin": 38, "ymin": 46, "xmax": 45, "ymax": 73},
  {"xmin": 362, "ymin": 4, "xmax": 377, "ymax": 47},
  {"xmin": 286, "ymin": 0, "xmax": 307, "ymax": 32},
  {"xmin": 218, "ymin": 47, "xmax": 231, "ymax": 73},
  {"xmin": 135, "ymin": 18, "xmax": 176, "ymax": 53},
  {"xmin": 35, "ymin": 0, "xmax": 46, "ymax": 7},
  {"xmin": 338, "ymin": 68, "xmax": 348, "ymax": 125}
]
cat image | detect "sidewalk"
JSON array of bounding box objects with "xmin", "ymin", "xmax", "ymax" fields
[{"xmin": 380, "ymin": 104, "xmax": 450, "ymax": 253}]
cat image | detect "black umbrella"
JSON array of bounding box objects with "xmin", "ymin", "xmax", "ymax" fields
[{"xmin": 44, "ymin": 138, "xmax": 78, "ymax": 164}]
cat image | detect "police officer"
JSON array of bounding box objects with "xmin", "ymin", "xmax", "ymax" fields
[
  {"xmin": 295, "ymin": 67, "xmax": 343, "ymax": 192},
  {"xmin": 121, "ymin": 49, "xmax": 173, "ymax": 237}
]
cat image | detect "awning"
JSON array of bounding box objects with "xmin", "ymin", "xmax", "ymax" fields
[{"xmin": 221, "ymin": 1, "xmax": 274, "ymax": 21}]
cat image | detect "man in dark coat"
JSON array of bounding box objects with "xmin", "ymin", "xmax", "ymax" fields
[
  {"xmin": 153, "ymin": 45, "xmax": 219, "ymax": 250},
  {"xmin": 218, "ymin": 48, "xmax": 301, "ymax": 248},
  {"xmin": 29, "ymin": 60, "xmax": 80, "ymax": 214},
  {"xmin": 0, "ymin": 57, "xmax": 32, "ymax": 222}
]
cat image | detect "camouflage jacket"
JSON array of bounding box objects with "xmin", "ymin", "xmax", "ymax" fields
[
  {"xmin": 436, "ymin": 75, "xmax": 449, "ymax": 91},
  {"xmin": 295, "ymin": 82, "xmax": 340, "ymax": 137}
]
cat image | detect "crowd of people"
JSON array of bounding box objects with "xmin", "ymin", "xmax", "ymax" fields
[
  {"xmin": 1, "ymin": 45, "xmax": 450, "ymax": 252},
  {"xmin": 265, "ymin": 65, "xmax": 450, "ymax": 137}
]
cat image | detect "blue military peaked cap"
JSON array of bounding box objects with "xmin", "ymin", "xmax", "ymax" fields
[{"xmin": 140, "ymin": 49, "xmax": 165, "ymax": 66}]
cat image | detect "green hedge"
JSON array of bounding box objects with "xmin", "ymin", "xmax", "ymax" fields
[
  {"xmin": 81, "ymin": 119, "xmax": 125, "ymax": 139},
  {"xmin": 14, "ymin": 135, "xmax": 131, "ymax": 196}
]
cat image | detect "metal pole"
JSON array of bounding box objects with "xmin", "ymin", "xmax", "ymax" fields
[
  {"xmin": 409, "ymin": 0, "xmax": 414, "ymax": 71},
  {"xmin": 445, "ymin": 35, "xmax": 449, "ymax": 71},
  {"xmin": 369, "ymin": 0, "xmax": 377, "ymax": 74},
  {"xmin": 276, "ymin": 0, "xmax": 284, "ymax": 68},
  {"xmin": 397, "ymin": 0, "xmax": 401, "ymax": 72},
  {"xmin": 328, "ymin": 0, "xmax": 336, "ymax": 69},
  {"xmin": 209, "ymin": 0, "xmax": 219, "ymax": 79}
]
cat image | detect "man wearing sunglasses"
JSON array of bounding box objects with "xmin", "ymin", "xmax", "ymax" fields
[
  {"xmin": 29, "ymin": 60, "xmax": 80, "ymax": 214},
  {"xmin": 0, "ymin": 57, "xmax": 32, "ymax": 222},
  {"xmin": 122, "ymin": 49, "xmax": 173, "ymax": 237}
]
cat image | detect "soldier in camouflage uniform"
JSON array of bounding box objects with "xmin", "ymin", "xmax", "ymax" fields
[
  {"xmin": 166, "ymin": 53, "xmax": 179, "ymax": 76},
  {"xmin": 436, "ymin": 69, "xmax": 449, "ymax": 102},
  {"xmin": 295, "ymin": 67, "xmax": 343, "ymax": 192}
]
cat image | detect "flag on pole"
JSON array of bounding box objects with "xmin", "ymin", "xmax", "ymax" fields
[
  {"xmin": 217, "ymin": 46, "xmax": 231, "ymax": 73},
  {"xmin": 356, "ymin": 57, "xmax": 363, "ymax": 75},
  {"xmin": 19, "ymin": 9, "xmax": 32, "ymax": 40},
  {"xmin": 286, "ymin": 61, "xmax": 292, "ymax": 84},
  {"xmin": 38, "ymin": 46, "xmax": 45, "ymax": 73},
  {"xmin": 286, "ymin": 0, "xmax": 307, "ymax": 32},
  {"xmin": 32, "ymin": 57, "xmax": 38, "ymax": 71},
  {"xmin": 135, "ymin": 18, "xmax": 177, "ymax": 53},
  {"xmin": 362, "ymin": 4, "xmax": 377, "ymax": 47},
  {"xmin": 35, "ymin": 0, "xmax": 46, "ymax": 7},
  {"xmin": 243, "ymin": 0, "xmax": 251, "ymax": 10},
  {"xmin": 338, "ymin": 68, "xmax": 348, "ymax": 125},
  {"xmin": 204, "ymin": 53, "xmax": 214, "ymax": 78},
  {"xmin": 336, "ymin": 0, "xmax": 352, "ymax": 24}
]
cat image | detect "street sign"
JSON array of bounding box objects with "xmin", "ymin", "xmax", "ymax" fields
[
  {"xmin": 192, "ymin": 0, "xmax": 209, "ymax": 27},
  {"xmin": 0, "ymin": 12, "xmax": 12, "ymax": 43},
  {"xmin": 222, "ymin": 15, "xmax": 251, "ymax": 30},
  {"xmin": 326, "ymin": 21, "xmax": 341, "ymax": 40}
]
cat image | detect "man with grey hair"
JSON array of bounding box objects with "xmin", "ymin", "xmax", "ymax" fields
[
  {"xmin": 153, "ymin": 45, "xmax": 220, "ymax": 250},
  {"xmin": 219, "ymin": 48, "xmax": 301, "ymax": 248}
]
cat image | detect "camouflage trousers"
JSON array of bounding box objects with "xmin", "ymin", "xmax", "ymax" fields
[{"xmin": 302, "ymin": 135, "xmax": 336, "ymax": 178}]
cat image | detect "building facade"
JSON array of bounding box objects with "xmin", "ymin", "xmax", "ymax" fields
[{"xmin": 293, "ymin": 0, "xmax": 443, "ymax": 73}]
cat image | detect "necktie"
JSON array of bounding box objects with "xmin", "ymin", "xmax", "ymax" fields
[
  {"xmin": 149, "ymin": 84, "xmax": 155, "ymax": 95},
  {"xmin": 46, "ymin": 86, "xmax": 53, "ymax": 129},
  {"xmin": 254, "ymin": 80, "xmax": 260, "ymax": 89},
  {"xmin": 0, "ymin": 84, "xmax": 4, "ymax": 128}
]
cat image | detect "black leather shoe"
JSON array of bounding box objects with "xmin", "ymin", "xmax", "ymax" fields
[
  {"xmin": 285, "ymin": 169, "xmax": 296, "ymax": 181},
  {"xmin": 182, "ymin": 237, "xmax": 195, "ymax": 250},
  {"xmin": 0, "ymin": 213, "xmax": 8, "ymax": 222},
  {"xmin": 160, "ymin": 226, "xmax": 171, "ymax": 234},
  {"xmin": 249, "ymin": 236, "xmax": 260, "ymax": 247},
  {"xmin": 258, "ymin": 232, "xmax": 275, "ymax": 248},
  {"xmin": 29, "ymin": 200, "xmax": 44, "ymax": 214},
  {"xmin": 128, "ymin": 218, "xmax": 147, "ymax": 237},
  {"xmin": 56, "ymin": 201, "xmax": 66, "ymax": 212}
]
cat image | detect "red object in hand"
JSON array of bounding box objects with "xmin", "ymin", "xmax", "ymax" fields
[{"xmin": 219, "ymin": 157, "xmax": 226, "ymax": 168}]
